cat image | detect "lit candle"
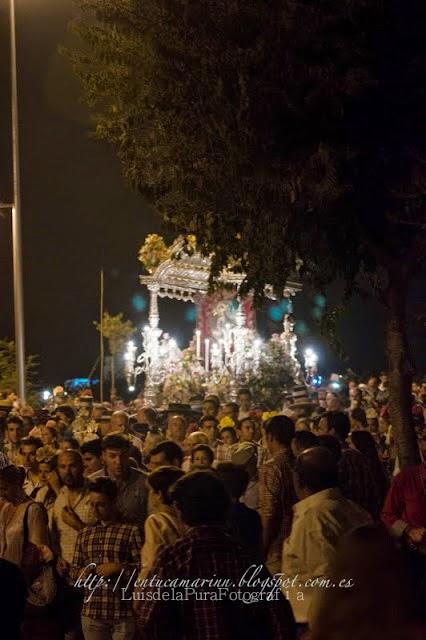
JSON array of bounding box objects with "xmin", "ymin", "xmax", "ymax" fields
[
  {"xmin": 204, "ymin": 338, "xmax": 210, "ymax": 372},
  {"xmin": 195, "ymin": 329, "xmax": 201, "ymax": 359},
  {"xmin": 211, "ymin": 342, "xmax": 221, "ymax": 370}
]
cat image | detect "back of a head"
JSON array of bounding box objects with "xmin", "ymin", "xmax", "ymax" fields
[
  {"xmin": 216, "ymin": 462, "xmax": 249, "ymax": 500},
  {"xmin": 316, "ymin": 435, "xmax": 342, "ymax": 462},
  {"xmin": 170, "ymin": 470, "xmax": 231, "ymax": 526},
  {"xmin": 0, "ymin": 464, "xmax": 25, "ymax": 488},
  {"xmin": 293, "ymin": 430, "xmax": 319, "ymax": 452},
  {"xmin": 350, "ymin": 430, "xmax": 379, "ymax": 460},
  {"xmin": 310, "ymin": 525, "xmax": 416, "ymax": 640},
  {"xmin": 294, "ymin": 446, "xmax": 338, "ymax": 493},
  {"xmin": 147, "ymin": 465, "xmax": 185, "ymax": 504},
  {"xmin": 150, "ymin": 440, "xmax": 184, "ymax": 467},
  {"xmin": 264, "ymin": 415, "xmax": 295, "ymax": 446},
  {"xmin": 327, "ymin": 411, "xmax": 351, "ymax": 442},
  {"xmin": 351, "ymin": 407, "xmax": 368, "ymax": 429},
  {"xmin": 186, "ymin": 431, "xmax": 209, "ymax": 447}
]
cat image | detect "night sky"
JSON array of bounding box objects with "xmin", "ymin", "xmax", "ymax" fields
[{"xmin": 0, "ymin": 0, "xmax": 424, "ymax": 392}]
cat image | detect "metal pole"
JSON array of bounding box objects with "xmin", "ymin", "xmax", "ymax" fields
[
  {"xmin": 10, "ymin": 0, "xmax": 26, "ymax": 404},
  {"xmin": 100, "ymin": 269, "xmax": 104, "ymax": 403}
]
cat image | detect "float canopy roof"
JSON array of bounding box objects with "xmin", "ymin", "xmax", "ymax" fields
[{"xmin": 140, "ymin": 240, "xmax": 302, "ymax": 303}]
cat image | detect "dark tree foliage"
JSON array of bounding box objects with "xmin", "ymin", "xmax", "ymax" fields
[{"xmin": 69, "ymin": 0, "xmax": 426, "ymax": 466}]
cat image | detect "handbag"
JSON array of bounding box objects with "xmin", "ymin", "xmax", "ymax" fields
[{"xmin": 21, "ymin": 503, "xmax": 56, "ymax": 609}]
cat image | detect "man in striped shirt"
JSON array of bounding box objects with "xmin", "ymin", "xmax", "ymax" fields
[{"xmin": 259, "ymin": 415, "xmax": 296, "ymax": 574}]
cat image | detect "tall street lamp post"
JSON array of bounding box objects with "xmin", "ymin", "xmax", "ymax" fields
[{"xmin": 9, "ymin": 0, "xmax": 26, "ymax": 404}]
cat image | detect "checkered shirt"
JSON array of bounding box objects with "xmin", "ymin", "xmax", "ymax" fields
[
  {"xmin": 259, "ymin": 448, "xmax": 296, "ymax": 549},
  {"xmin": 339, "ymin": 447, "xmax": 380, "ymax": 518},
  {"xmin": 137, "ymin": 525, "xmax": 295, "ymax": 640},
  {"xmin": 72, "ymin": 521, "xmax": 142, "ymax": 621}
]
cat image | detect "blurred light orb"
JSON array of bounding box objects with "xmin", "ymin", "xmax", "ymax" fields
[
  {"xmin": 185, "ymin": 305, "xmax": 197, "ymax": 322},
  {"xmin": 313, "ymin": 294, "xmax": 326, "ymax": 308},
  {"xmin": 269, "ymin": 305, "xmax": 284, "ymax": 322},
  {"xmin": 132, "ymin": 295, "xmax": 146, "ymax": 312},
  {"xmin": 295, "ymin": 321, "xmax": 308, "ymax": 335}
]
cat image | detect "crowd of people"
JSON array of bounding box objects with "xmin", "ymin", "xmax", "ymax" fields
[{"xmin": 0, "ymin": 375, "xmax": 425, "ymax": 640}]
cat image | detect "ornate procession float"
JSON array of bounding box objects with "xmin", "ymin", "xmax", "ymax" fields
[{"xmin": 125, "ymin": 235, "xmax": 304, "ymax": 407}]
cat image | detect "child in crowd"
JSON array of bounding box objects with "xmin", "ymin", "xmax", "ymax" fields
[
  {"xmin": 215, "ymin": 426, "xmax": 238, "ymax": 464},
  {"xmin": 182, "ymin": 432, "xmax": 209, "ymax": 472},
  {"xmin": 191, "ymin": 444, "xmax": 214, "ymax": 470}
]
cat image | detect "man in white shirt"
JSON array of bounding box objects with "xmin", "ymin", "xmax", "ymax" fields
[
  {"xmin": 2, "ymin": 416, "xmax": 24, "ymax": 465},
  {"xmin": 20, "ymin": 436, "xmax": 43, "ymax": 497},
  {"xmin": 51, "ymin": 449, "xmax": 95, "ymax": 640},
  {"xmin": 282, "ymin": 447, "xmax": 371, "ymax": 634}
]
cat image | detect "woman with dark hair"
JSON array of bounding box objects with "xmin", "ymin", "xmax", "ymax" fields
[
  {"xmin": 139, "ymin": 465, "xmax": 185, "ymax": 581},
  {"xmin": 137, "ymin": 471, "xmax": 296, "ymax": 640},
  {"xmin": 0, "ymin": 465, "xmax": 57, "ymax": 638},
  {"xmin": 216, "ymin": 462, "xmax": 262, "ymax": 558},
  {"xmin": 350, "ymin": 430, "xmax": 390, "ymax": 518}
]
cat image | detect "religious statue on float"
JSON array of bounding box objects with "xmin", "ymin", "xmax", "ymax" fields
[{"xmin": 134, "ymin": 233, "xmax": 302, "ymax": 406}]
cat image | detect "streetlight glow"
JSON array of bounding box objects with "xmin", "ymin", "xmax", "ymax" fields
[{"xmin": 304, "ymin": 347, "xmax": 318, "ymax": 370}]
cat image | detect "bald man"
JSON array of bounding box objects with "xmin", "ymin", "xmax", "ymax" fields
[{"xmin": 282, "ymin": 447, "xmax": 371, "ymax": 631}]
